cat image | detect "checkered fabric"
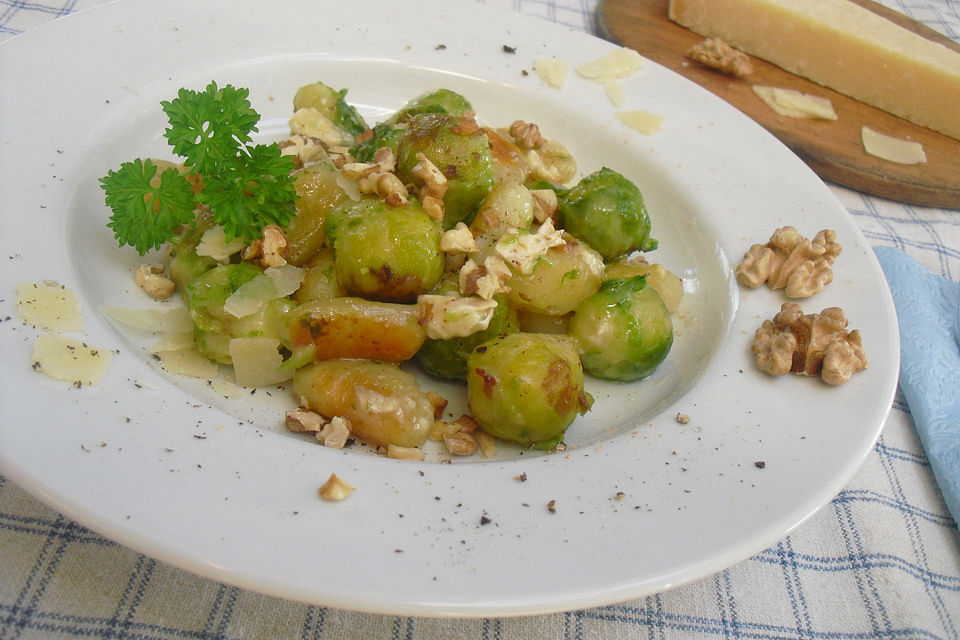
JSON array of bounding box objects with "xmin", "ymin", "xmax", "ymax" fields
[{"xmin": 1, "ymin": 0, "xmax": 959, "ymax": 638}]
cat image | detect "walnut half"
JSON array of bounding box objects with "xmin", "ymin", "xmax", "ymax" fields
[
  {"xmin": 736, "ymin": 227, "xmax": 841, "ymax": 298},
  {"xmin": 752, "ymin": 302, "xmax": 867, "ymax": 385}
]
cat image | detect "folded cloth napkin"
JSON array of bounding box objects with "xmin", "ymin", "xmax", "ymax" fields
[{"xmin": 875, "ymin": 246, "xmax": 960, "ymax": 526}]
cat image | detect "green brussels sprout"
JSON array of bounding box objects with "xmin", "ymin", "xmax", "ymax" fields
[
  {"xmin": 284, "ymin": 162, "xmax": 350, "ymax": 266},
  {"xmin": 386, "ymin": 88, "xmax": 473, "ymax": 124},
  {"xmin": 186, "ymin": 263, "xmax": 296, "ymax": 363},
  {"xmin": 568, "ymin": 275, "xmax": 673, "ymax": 381},
  {"xmin": 466, "ymin": 333, "xmax": 591, "ymax": 448},
  {"xmin": 293, "ymin": 81, "xmax": 368, "ymax": 136},
  {"xmin": 166, "ymin": 209, "xmax": 217, "ymax": 296},
  {"xmin": 416, "ymin": 293, "xmax": 519, "ymax": 380},
  {"xmin": 557, "ymin": 167, "xmax": 657, "ymax": 260},
  {"xmin": 396, "ymin": 113, "xmax": 496, "ymax": 229},
  {"xmin": 349, "ymin": 122, "xmax": 406, "ymax": 163},
  {"xmin": 325, "ymin": 196, "xmax": 443, "ymax": 303}
]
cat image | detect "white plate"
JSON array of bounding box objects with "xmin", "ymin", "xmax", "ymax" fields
[{"xmin": 0, "ymin": 0, "xmax": 899, "ymax": 617}]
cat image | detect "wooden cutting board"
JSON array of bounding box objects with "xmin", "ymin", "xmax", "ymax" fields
[{"xmin": 599, "ymin": 0, "xmax": 960, "ymax": 210}]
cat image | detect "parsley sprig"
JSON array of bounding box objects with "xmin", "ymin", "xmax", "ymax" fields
[{"xmin": 100, "ymin": 82, "xmax": 296, "ymax": 255}]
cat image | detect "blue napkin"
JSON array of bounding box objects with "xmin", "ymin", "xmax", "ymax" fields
[{"xmin": 874, "ymin": 246, "xmax": 960, "ymax": 527}]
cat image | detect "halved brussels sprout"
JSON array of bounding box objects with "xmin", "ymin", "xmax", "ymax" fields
[{"xmin": 387, "ymin": 88, "xmax": 473, "ymax": 124}]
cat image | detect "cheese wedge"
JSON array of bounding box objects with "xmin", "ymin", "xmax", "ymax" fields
[{"xmin": 668, "ymin": 0, "xmax": 960, "ymax": 140}]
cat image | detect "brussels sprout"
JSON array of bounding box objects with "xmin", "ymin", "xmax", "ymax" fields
[
  {"xmin": 604, "ymin": 259, "xmax": 683, "ymax": 314},
  {"xmin": 466, "ymin": 333, "xmax": 590, "ymax": 447},
  {"xmin": 505, "ymin": 236, "xmax": 605, "ymax": 315},
  {"xmin": 349, "ymin": 122, "xmax": 406, "ymax": 163},
  {"xmin": 293, "ymin": 81, "xmax": 368, "ymax": 136},
  {"xmin": 568, "ymin": 275, "xmax": 673, "ymax": 381},
  {"xmin": 416, "ymin": 293, "xmax": 519, "ymax": 380},
  {"xmin": 557, "ymin": 167, "xmax": 657, "ymax": 260},
  {"xmin": 387, "ymin": 88, "xmax": 473, "ymax": 124},
  {"xmin": 396, "ymin": 113, "xmax": 496, "ymax": 229},
  {"xmin": 186, "ymin": 263, "xmax": 295, "ymax": 363},
  {"xmin": 284, "ymin": 162, "xmax": 350, "ymax": 266},
  {"xmin": 325, "ymin": 196, "xmax": 443, "ymax": 302}
]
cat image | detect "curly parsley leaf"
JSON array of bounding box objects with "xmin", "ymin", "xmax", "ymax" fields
[
  {"xmin": 101, "ymin": 159, "xmax": 196, "ymax": 255},
  {"xmin": 198, "ymin": 144, "xmax": 297, "ymax": 242},
  {"xmin": 161, "ymin": 82, "xmax": 260, "ymax": 175}
]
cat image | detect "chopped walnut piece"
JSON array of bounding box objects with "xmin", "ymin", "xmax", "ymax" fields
[
  {"xmin": 475, "ymin": 431, "xmax": 497, "ymax": 458},
  {"xmin": 676, "ymin": 413, "xmax": 690, "ymax": 424},
  {"xmin": 412, "ymin": 152, "xmax": 449, "ymax": 199},
  {"xmin": 753, "ymin": 302, "xmax": 867, "ymax": 385},
  {"xmin": 285, "ymin": 408, "xmax": 328, "ymax": 433},
  {"xmin": 454, "ymin": 414, "xmax": 479, "ymax": 434},
  {"xmin": 509, "ymin": 120, "xmax": 544, "ymax": 150},
  {"xmin": 373, "ymin": 147, "xmax": 397, "ymax": 173},
  {"xmin": 426, "ymin": 391, "xmax": 448, "ymax": 420},
  {"xmin": 443, "ymin": 431, "xmax": 479, "ymax": 456},
  {"xmin": 422, "ymin": 196, "xmax": 446, "ymax": 223},
  {"xmin": 260, "ymin": 225, "xmax": 289, "ymax": 267},
  {"xmin": 736, "ymin": 227, "xmax": 841, "ymax": 298},
  {"xmin": 342, "ymin": 162, "xmax": 380, "ymax": 181},
  {"xmin": 440, "ymin": 222, "xmax": 478, "ymax": 254},
  {"xmin": 386, "ymin": 444, "xmax": 426, "ymax": 461},
  {"xmin": 530, "ymin": 189, "xmax": 559, "ymax": 223},
  {"xmin": 459, "ymin": 255, "xmax": 511, "ymax": 300},
  {"xmin": 687, "ymin": 38, "xmax": 753, "ymax": 78},
  {"xmin": 377, "ymin": 173, "xmax": 409, "ymax": 207},
  {"xmin": 317, "ymin": 416, "xmax": 351, "ymax": 450},
  {"xmin": 135, "ymin": 264, "xmax": 175, "ymax": 300},
  {"xmin": 318, "ymin": 473, "xmax": 355, "ymax": 501}
]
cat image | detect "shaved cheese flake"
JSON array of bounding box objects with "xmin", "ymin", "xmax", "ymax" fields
[
  {"xmin": 32, "ymin": 333, "xmax": 111, "ymax": 385},
  {"xmin": 752, "ymin": 86, "xmax": 837, "ymax": 120},
  {"xmin": 105, "ymin": 306, "xmax": 194, "ymax": 333},
  {"xmin": 228, "ymin": 337, "xmax": 292, "ymax": 387},
  {"xmin": 149, "ymin": 331, "xmax": 195, "ymax": 354},
  {"xmin": 861, "ymin": 127, "xmax": 927, "ymax": 164},
  {"xmin": 576, "ymin": 47, "xmax": 644, "ymax": 81},
  {"xmin": 195, "ymin": 226, "xmax": 246, "ymax": 262},
  {"xmin": 616, "ymin": 110, "xmax": 665, "ymax": 135},
  {"xmin": 533, "ymin": 57, "xmax": 569, "ymax": 88},
  {"xmin": 16, "ymin": 281, "xmax": 83, "ymax": 331},
  {"xmin": 223, "ymin": 264, "xmax": 304, "ymax": 319},
  {"xmin": 604, "ymin": 81, "xmax": 626, "ymax": 107},
  {"xmin": 159, "ymin": 349, "xmax": 218, "ymax": 378}
]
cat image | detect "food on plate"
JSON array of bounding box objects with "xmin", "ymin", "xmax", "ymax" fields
[
  {"xmin": 751, "ymin": 86, "xmax": 837, "ymax": 120},
  {"xmin": 752, "ymin": 302, "xmax": 867, "ymax": 385},
  {"xmin": 568, "ymin": 275, "xmax": 673, "ymax": 381},
  {"xmin": 686, "ymin": 38, "xmax": 753, "ymax": 78},
  {"xmin": 466, "ymin": 333, "xmax": 592, "ymax": 448},
  {"xmin": 668, "ymin": 0, "xmax": 960, "ymax": 140},
  {"xmin": 861, "ymin": 127, "xmax": 927, "ymax": 165},
  {"xmin": 736, "ymin": 226, "xmax": 841, "ymax": 298},
  {"xmin": 31, "ymin": 333, "xmax": 112, "ymax": 386},
  {"xmin": 16, "ymin": 281, "xmax": 83, "ymax": 331},
  {"xmin": 318, "ymin": 473, "xmax": 355, "ymax": 501},
  {"xmin": 616, "ymin": 111, "xmax": 664, "ymax": 135},
  {"xmin": 533, "ymin": 57, "xmax": 569, "ymax": 88},
  {"xmin": 98, "ymin": 80, "xmax": 683, "ymax": 457}
]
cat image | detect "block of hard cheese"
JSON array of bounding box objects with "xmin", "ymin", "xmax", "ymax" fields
[{"xmin": 668, "ymin": 0, "xmax": 960, "ymax": 140}]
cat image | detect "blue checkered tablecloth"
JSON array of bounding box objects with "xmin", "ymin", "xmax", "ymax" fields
[{"xmin": 1, "ymin": 0, "xmax": 959, "ymax": 638}]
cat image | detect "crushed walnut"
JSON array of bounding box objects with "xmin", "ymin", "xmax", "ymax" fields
[
  {"xmin": 753, "ymin": 302, "xmax": 867, "ymax": 385},
  {"xmin": 135, "ymin": 264, "xmax": 175, "ymax": 300},
  {"xmin": 342, "ymin": 148, "xmax": 409, "ymax": 206},
  {"xmin": 509, "ymin": 120, "xmax": 544, "ymax": 150},
  {"xmin": 318, "ymin": 473, "xmax": 355, "ymax": 501},
  {"xmin": 687, "ymin": 38, "xmax": 753, "ymax": 78},
  {"xmin": 736, "ymin": 227, "xmax": 841, "ymax": 298}
]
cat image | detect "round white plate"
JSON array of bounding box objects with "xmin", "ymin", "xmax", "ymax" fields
[{"xmin": 0, "ymin": 0, "xmax": 898, "ymax": 617}]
